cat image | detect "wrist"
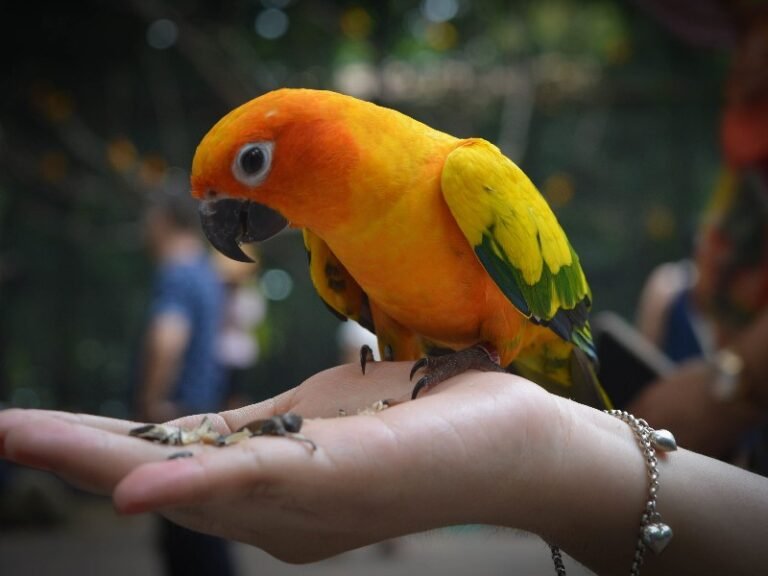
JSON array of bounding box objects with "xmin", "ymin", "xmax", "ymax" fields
[
  {"xmin": 418, "ymin": 372, "xmax": 567, "ymax": 531},
  {"xmin": 492, "ymin": 393, "xmax": 581, "ymax": 533},
  {"xmin": 516, "ymin": 399, "xmax": 651, "ymax": 574}
]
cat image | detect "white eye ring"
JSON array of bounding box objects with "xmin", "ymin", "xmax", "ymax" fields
[{"xmin": 232, "ymin": 141, "xmax": 274, "ymax": 187}]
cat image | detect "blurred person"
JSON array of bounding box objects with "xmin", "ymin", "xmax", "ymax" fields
[
  {"xmin": 137, "ymin": 192, "xmax": 236, "ymax": 576},
  {"xmin": 635, "ymin": 258, "xmax": 711, "ymax": 364},
  {"xmin": 628, "ymin": 8, "xmax": 768, "ymax": 471},
  {"xmin": 636, "ymin": 169, "xmax": 768, "ymax": 363},
  {"xmin": 630, "ymin": 167, "xmax": 768, "ymax": 470}
]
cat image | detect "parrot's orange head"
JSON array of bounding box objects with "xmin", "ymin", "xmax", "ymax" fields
[{"xmin": 191, "ymin": 89, "xmax": 362, "ymax": 262}]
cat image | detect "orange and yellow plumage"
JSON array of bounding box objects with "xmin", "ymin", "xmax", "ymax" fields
[{"xmin": 192, "ymin": 89, "xmax": 609, "ymax": 407}]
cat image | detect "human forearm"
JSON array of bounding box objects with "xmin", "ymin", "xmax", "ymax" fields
[
  {"xmin": 652, "ymin": 447, "xmax": 768, "ymax": 576},
  {"xmin": 140, "ymin": 360, "xmax": 179, "ymax": 422},
  {"xmin": 140, "ymin": 349, "xmax": 181, "ymax": 423},
  {"xmin": 138, "ymin": 314, "xmax": 190, "ymax": 422},
  {"xmin": 520, "ymin": 396, "xmax": 768, "ymax": 576},
  {"xmin": 730, "ymin": 308, "xmax": 768, "ymax": 409},
  {"xmin": 628, "ymin": 360, "xmax": 763, "ymax": 458}
]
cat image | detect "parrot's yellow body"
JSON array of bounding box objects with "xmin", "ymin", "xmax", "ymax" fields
[{"xmin": 192, "ymin": 89, "xmax": 609, "ymax": 407}]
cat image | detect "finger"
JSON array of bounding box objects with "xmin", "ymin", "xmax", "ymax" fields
[
  {"xmin": 168, "ymin": 412, "xmax": 233, "ymax": 434},
  {"xmin": 0, "ymin": 409, "xmax": 143, "ymax": 456},
  {"xmin": 69, "ymin": 412, "xmax": 144, "ymax": 434},
  {"xmin": 113, "ymin": 430, "xmax": 317, "ymax": 514},
  {"xmin": 2, "ymin": 417, "xmax": 182, "ymax": 494},
  {"xmin": 218, "ymin": 396, "xmax": 284, "ymax": 432},
  {"xmin": 112, "ymin": 368, "xmax": 529, "ymax": 513}
]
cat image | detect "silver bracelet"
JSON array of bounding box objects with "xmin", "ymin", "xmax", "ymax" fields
[{"xmin": 549, "ymin": 410, "xmax": 677, "ymax": 576}]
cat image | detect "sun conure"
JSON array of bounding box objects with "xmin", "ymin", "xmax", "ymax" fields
[{"xmin": 191, "ymin": 88, "xmax": 610, "ymax": 408}]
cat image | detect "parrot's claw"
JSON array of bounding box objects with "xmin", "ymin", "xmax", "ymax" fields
[
  {"xmin": 409, "ymin": 345, "xmax": 506, "ymax": 399},
  {"xmin": 360, "ymin": 344, "xmax": 376, "ymax": 374},
  {"xmin": 411, "ymin": 376, "xmax": 431, "ymax": 399},
  {"xmin": 409, "ymin": 357, "xmax": 429, "ymax": 381}
]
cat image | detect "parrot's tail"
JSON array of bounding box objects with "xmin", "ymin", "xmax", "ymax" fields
[{"xmin": 509, "ymin": 344, "xmax": 612, "ymax": 409}]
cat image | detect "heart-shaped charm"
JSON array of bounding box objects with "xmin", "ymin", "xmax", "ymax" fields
[
  {"xmin": 651, "ymin": 429, "xmax": 678, "ymax": 452},
  {"xmin": 642, "ymin": 522, "xmax": 673, "ymax": 554}
]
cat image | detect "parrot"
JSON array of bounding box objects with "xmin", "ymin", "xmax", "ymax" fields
[{"xmin": 191, "ymin": 88, "xmax": 610, "ymax": 408}]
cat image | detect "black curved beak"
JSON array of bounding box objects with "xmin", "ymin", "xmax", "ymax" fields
[{"xmin": 198, "ymin": 199, "xmax": 288, "ymax": 263}]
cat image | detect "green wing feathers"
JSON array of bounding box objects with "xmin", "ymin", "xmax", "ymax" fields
[{"xmin": 441, "ymin": 138, "xmax": 596, "ymax": 361}]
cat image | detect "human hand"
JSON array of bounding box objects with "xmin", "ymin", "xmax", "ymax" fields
[
  {"xmin": 628, "ymin": 359, "xmax": 762, "ymax": 458},
  {"xmin": 0, "ymin": 362, "xmax": 561, "ymax": 563}
]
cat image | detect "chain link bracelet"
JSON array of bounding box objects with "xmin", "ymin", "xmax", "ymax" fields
[{"xmin": 549, "ymin": 409, "xmax": 678, "ymax": 576}]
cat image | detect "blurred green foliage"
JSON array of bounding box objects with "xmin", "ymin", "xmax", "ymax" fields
[{"xmin": 0, "ymin": 0, "xmax": 726, "ymax": 413}]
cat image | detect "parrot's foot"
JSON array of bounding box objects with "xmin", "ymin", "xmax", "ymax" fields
[
  {"xmin": 129, "ymin": 413, "xmax": 316, "ymax": 452},
  {"xmin": 360, "ymin": 344, "xmax": 375, "ymax": 374},
  {"xmin": 409, "ymin": 345, "xmax": 505, "ymax": 399}
]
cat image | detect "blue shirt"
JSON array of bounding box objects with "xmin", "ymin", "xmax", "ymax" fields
[
  {"xmin": 148, "ymin": 253, "xmax": 225, "ymax": 414},
  {"xmin": 661, "ymin": 289, "xmax": 704, "ymax": 363}
]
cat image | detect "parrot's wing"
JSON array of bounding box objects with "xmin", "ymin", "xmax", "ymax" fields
[
  {"xmin": 303, "ymin": 229, "xmax": 375, "ymax": 333},
  {"xmin": 441, "ymin": 139, "xmax": 595, "ymax": 360}
]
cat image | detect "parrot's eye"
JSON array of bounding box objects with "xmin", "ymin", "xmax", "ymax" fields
[{"xmin": 232, "ymin": 142, "xmax": 274, "ymax": 187}]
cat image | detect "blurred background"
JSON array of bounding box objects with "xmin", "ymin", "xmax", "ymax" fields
[
  {"xmin": 0, "ymin": 0, "xmax": 751, "ymax": 574},
  {"xmin": 0, "ymin": 0, "xmax": 729, "ymax": 415}
]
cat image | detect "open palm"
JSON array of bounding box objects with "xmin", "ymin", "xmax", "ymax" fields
[{"xmin": 0, "ymin": 362, "xmax": 556, "ymax": 563}]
